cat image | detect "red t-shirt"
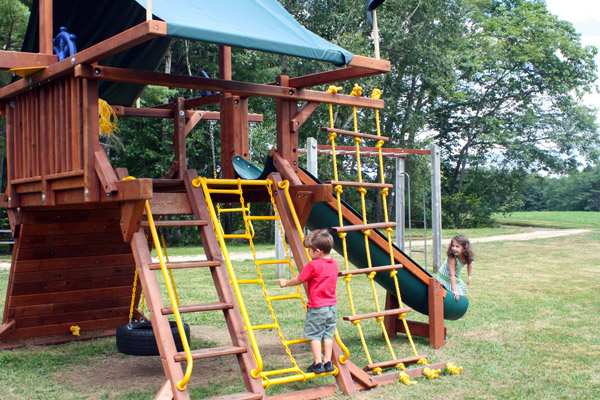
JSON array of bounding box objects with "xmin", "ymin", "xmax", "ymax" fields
[{"xmin": 298, "ymin": 257, "xmax": 338, "ymax": 308}]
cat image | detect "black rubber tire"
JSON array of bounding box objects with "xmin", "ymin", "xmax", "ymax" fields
[{"xmin": 116, "ymin": 321, "xmax": 191, "ymax": 356}]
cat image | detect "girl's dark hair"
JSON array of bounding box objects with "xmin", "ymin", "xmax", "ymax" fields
[
  {"xmin": 303, "ymin": 229, "xmax": 334, "ymax": 254},
  {"xmin": 446, "ymin": 235, "xmax": 475, "ymax": 263}
]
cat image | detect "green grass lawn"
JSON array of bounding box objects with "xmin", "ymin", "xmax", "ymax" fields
[
  {"xmin": 494, "ymin": 211, "xmax": 600, "ymax": 229},
  {"xmin": 0, "ymin": 213, "xmax": 599, "ymax": 398}
]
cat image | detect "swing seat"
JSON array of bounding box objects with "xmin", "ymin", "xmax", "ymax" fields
[{"xmin": 116, "ymin": 321, "xmax": 191, "ymax": 356}]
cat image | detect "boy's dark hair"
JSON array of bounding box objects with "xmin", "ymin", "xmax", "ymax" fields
[{"xmin": 303, "ymin": 229, "xmax": 334, "ymax": 254}]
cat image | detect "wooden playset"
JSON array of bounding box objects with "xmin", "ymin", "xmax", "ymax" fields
[{"xmin": 0, "ymin": 1, "xmax": 467, "ymax": 399}]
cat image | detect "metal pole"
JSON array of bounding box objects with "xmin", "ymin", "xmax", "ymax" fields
[
  {"xmin": 307, "ymin": 137, "xmax": 318, "ymax": 177},
  {"xmin": 146, "ymin": 0, "xmax": 152, "ymax": 21},
  {"xmin": 422, "ymin": 175, "xmax": 428, "ymax": 270},
  {"xmin": 430, "ymin": 144, "xmax": 442, "ymax": 273},
  {"xmin": 395, "ymin": 158, "xmax": 405, "ymax": 251}
]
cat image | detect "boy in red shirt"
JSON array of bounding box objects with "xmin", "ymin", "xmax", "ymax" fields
[{"xmin": 277, "ymin": 229, "xmax": 338, "ymax": 374}]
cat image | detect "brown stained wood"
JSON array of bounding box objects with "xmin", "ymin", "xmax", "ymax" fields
[
  {"xmin": 10, "ymin": 306, "xmax": 131, "ymax": 329},
  {"xmin": 317, "ymin": 144, "xmax": 429, "ymax": 155},
  {"xmin": 328, "ymin": 180, "xmax": 394, "ymax": 189},
  {"xmin": 332, "ymin": 222, "xmax": 397, "ymax": 233},
  {"xmin": 113, "ymin": 106, "xmax": 264, "ymax": 123},
  {"xmin": 119, "ymin": 200, "xmax": 146, "ymax": 243},
  {"xmin": 0, "ymin": 51, "xmax": 57, "ymax": 70},
  {"xmin": 140, "ymin": 220, "xmax": 207, "ymax": 227},
  {"xmin": 170, "ymin": 97, "xmax": 186, "ymax": 179},
  {"xmin": 345, "ymin": 360, "xmax": 378, "ymax": 389},
  {"xmin": 321, "ymin": 127, "xmax": 389, "ymax": 142},
  {"xmin": 20, "ymin": 208, "xmax": 120, "ymax": 224},
  {"xmin": 338, "ymin": 264, "xmax": 404, "ymax": 277},
  {"xmin": 173, "ymin": 345, "xmax": 246, "ymax": 362},
  {"xmin": 14, "ymin": 253, "xmax": 134, "ymax": 273},
  {"xmin": 428, "ymin": 276, "xmax": 446, "ymax": 349},
  {"xmin": 0, "ymin": 21, "xmax": 168, "ymax": 101},
  {"xmin": 83, "ymin": 78, "xmax": 100, "ymax": 202},
  {"xmin": 364, "ymin": 355, "xmax": 426, "ymax": 372},
  {"xmin": 38, "ymin": 0, "xmax": 53, "ymax": 54},
  {"xmin": 11, "ymin": 275, "xmax": 133, "ymax": 297},
  {"xmin": 286, "ymin": 66, "xmax": 388, "ymax": 89},
  {"xmin": 347, "ymin": 55, "xmax": 392, "ymax": 72},
  {"xmin": 270, "ymin": 150, "xmax": 302, "ymax": 186},
  {"xmin": 0, "ymin": 329, "xmax": 116, "ymax": 348},
  {"xmin": 148, "ymin": 193, "xmax": 193, "ymax": 215},
  {"xmin": 5, "ymin": 316, "xmax": 127, "ymax": 341},
  {"xmin": 7, "ymin": 296, "xmax": 133, "ymax": 319},
  {"xmin": 18, "ymin": 220, "xmax": 121, "ymax": 237},
  {"xmin": 16, "ymin": 242, "xmax": 132, "ymax": 262},
  {"xmin": 342, "ymin": 307, "xmax": 412, "ymax": 322},
  {"xmin": 8, "ymin": 286, "xmax": 132, "ymax": 308},
  {"xmin": 94, "ymin": 151, "xmax": 118, "ymax": 193},
  {"xmin": 12, "ymin": 264, "xmax": 134, "ymax": 284},
  {"xmin": 161, "ymin": 302, "xmax": 232, "ymax": 315},
  {"xmin": 75, "ymin": 65, "xmax": 385, "ymax": 109},
  {"xmin": 0, "ymin": 320, "xmax": 16, "ymax": 340},
  {"xmin": 290, "ymin": 101, "xmax": 319, "ymax": 132}
]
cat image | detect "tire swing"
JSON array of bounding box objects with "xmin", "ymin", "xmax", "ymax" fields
[{"xmin": 116, "ymin": 265, "xmax": 190, "ymax": 356}]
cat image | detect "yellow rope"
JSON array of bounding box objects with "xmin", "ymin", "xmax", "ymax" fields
[
  {"xmin": 98, "ymin": 98, "xmax": 119, "ymax": 136},
  {"xmin": 446, "ymin": 362, "xmax": 463, "ymax": 375},
  {"xmin": 423, "ymin": 367, "xmax": 441, "ymax": 379},
  {"xmin": 399, "ymin": 372, "xmax": 417, "ymax": 385}
]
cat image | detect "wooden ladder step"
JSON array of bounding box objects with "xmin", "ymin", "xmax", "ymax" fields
[
  {"xmin": 162, "ymin": 301, "xmax": 233, "ymax": 315},
  {"xmin": 363, "ymin": 355, "xmax": 428, "ymax": 372},
  {"xmin": 332, "ymin": 222, "xmax": 396, "ymax": 233},
  {"xmin": 322, "ymin": 127, "xmax": 389, "ymax": 142},
  {"xmin": 339, "ymin": 264, "xmax": 404, "ymax": 276},
  {"xmin": 204, "ymin": 392, "xmax": 264, "ymax": 400},
  {"xmin": 149, "ymin": 260, "xmax": 221, "ymax": 270},
  {"xmin": 343, "ymin": 307, "xmax": 412, "ymax": 322},
  {"xmin": 174, "ymin": 345, "xmax": 246, "ymax": 362},
  {"xmin": 140, "ymin": 219, "xmax": 208, "ymax": 227},
  {"xmin": 328, "ymin": 180, "xmax": 394, "ymax": 189}
]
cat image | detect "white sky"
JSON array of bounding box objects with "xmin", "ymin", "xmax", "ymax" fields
[{"xmin": 545, "ymin": 0, "xmax": 600, "ymax": 117}]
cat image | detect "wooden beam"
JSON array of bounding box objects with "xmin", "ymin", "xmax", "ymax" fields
[
  {"xmin": 0, "ymin": 319, "xmax": 16, "ymax": 341},
  {"xmin": 38, "ymin": 0, "xmax": 53, "ymax": 54},
  {"xmin": 287, "ymin": 66, "xmax": 388, "ymax": 89},
  {"xmin": 0, "ymin": 51, "xmax": 57, "ymax": 70},
  {"xmin": 347, "ymin": 55, "xmax": 391, "ymax": 71},
  {"xmin": 94, "ymin": 151, "xmax": 118, "ymax": 193},
  {"xmin": 112, "ymin": 106, "xmax": 263, "ymax": 123},
  {"xmin": 0, "ymin": 21, "xmax": 168, "ymax": 100},
  {"xmin": 75, "ymin": 65, "xmax": 385, "ymax": 109}
]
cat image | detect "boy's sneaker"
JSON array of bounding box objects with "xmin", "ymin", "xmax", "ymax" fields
[
  {"xmin": 307, "ymin": 362, "xmax": 325, "ymax": 374},
  {"xmin": 323, "ymin": 361, "xmax": 334, "ymax": 372}
]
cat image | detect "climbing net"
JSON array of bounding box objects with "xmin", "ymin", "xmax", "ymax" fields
[{"xmin": 325, "ymin": 84, "xmax": 426, "ymax": 374}]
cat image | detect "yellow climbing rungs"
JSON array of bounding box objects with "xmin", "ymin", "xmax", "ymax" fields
[
  {"xmin": 218, "ymin": 206, "xmax": 250, "ymax": 213},
  {"xmin": 256, "ymin": 259, "xmax": 291, "ymax": 266},
  {"xmin": 223, "ymin": 233, "xmax": 252, "ymax": 239},
  {"xmin": 268, "ymin": 294, "xmax": 303, "ymax": 302},
  {"xmin": 253, "ymin": 323, "xmax": 278, "ymax": 331},
  {"xmin": 284, "ymin": 338, "xmax": 311, "ymax": 346},
  {"xmin": 237, "ymin": 279, "xmax": 262, "ymax": 285},
  {"xmin": 207, "ymin": 188, "xmax": 243, "ymax": 195},
  {"xmin": 247, "ymin": 215, "xmax": 278, "ymax": 221},
  {"xmin": 261, "ymin": 367, "xmax": 302, "ymax": 378}
]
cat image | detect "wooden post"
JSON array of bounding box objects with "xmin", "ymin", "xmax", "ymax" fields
[
  {"xmin": 38, "ymin": 0, "xmax": 53, "ymax": 55},
  {"xmin": 276, "ymin": 75, "xmax": 299, "ymax": 172},
  {"xmin": 171, "ymin": 97, "xmax": 186, "ymax": 179},
  {"xmin": 428, "ymin": 277, "xmax": 445, "ymax": 349}
]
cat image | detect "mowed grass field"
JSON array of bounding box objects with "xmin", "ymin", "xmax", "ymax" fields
[{"xmin": 0, "ymin": 212, "xmax": 598, "ymax": 399}]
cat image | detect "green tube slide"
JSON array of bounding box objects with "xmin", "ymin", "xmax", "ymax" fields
[{"xmin": 232, "ymin": 156, "xmax": 469, "ymax": 320}]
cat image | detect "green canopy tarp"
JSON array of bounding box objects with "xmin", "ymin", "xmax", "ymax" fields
[
  {"xmin": 21, "ymin": 0, "xmax": 354, "ymax": 105},
  {"xmin": 136, "ymin": 0, "xmax": 354, "ymax": 66}
]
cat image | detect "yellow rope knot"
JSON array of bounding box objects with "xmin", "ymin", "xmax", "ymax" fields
[
  {"xmin": 385, "ymin": 227, "xmax": 394, "ymax": 234},
  {"xmin": 352, "ymin": 320, "xmax": 360, "ymax": 326},
  {"xmin": 375, "ymin": 316, "xmax": 383, "ymax": 323},
  {"xmin": 338, "ymin": 232, "xmax": 347, "ymax": 239},
  {"xmin": 335, "ymin": 185, "xmax": 344, "ymax": 195},
  {"xmin": 376, "ymin": 139, "xmax": 385, "ymax": 148},
  {"xmin": 328, "ymin": 132, "xmax": 337, "ymax": 142},
  {"xmin": 395, "ymin": 362, "xmax": 406, "ymax": 370},
  {"xmin": 381, "ymin": 187, "xmax": 389, "ymax": 196},
  {"xmin": 344, "ymin": 274, "xmax": 353, "ymax": 283},
  {"xmin": 371, "ymin": 88, "xmax": 382, "ymax": 99},
  {"xmin": 399, "ymin": 313, "xmax": 407, "ymax": 319},
  {"xmin": 350, "ymin": 83, "xmax": 363, "ymax": 97},
  {"xmin": 423, "ymin": 367, "xmax": 441, "ymax": 379},
  {"xmin": 353, "ymin": 136, "xmax": 362, "ymax": 145},
  {"xmin": 389, "ymin": 270, "xmax": 398, "ymax": 278},
  {"xmin": 446, "ymin": 362, "xmax": 463, "ymax": 375},
  {"xmin": 399, "ymin": 372, "xmax": 417, "ymax": 385},
  {"xmin": 326, "ymin": 85, "xmax": 343, "ymax": 94},
  {"xmin": 70, "ymin": 325, "xmax": 81, "ymax": 336},
  {"xmin": 417, "ymin": 358, "xmax": 429, "ymax": 365},
  {"xmin": 372, "ymin": 367, "xmax": 383, "ymax": 375},
  {"xmin": 363, "ymin": 229, "xmax": 371, "ymax": 237},
  {"xmin": 367, "ymin": 272, "xmax": 377, "ymax": 280},
  {"xmin": 357, "ymin": 187, "xmax": 367, "ymax": 195}
]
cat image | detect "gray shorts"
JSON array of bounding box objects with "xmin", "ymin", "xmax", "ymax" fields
[{"xmin": 304, "ymin": 305, "xmax": 337, "ymax": 340}]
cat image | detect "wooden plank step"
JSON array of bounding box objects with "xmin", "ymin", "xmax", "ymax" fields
[
  {"xmin": 343, "ymin": 307, "xmax": 412, "ymax": 322},
  {"xmin": 339, "ymin": 264, "xmax": 404, "ymax": 276},
  {"xmin": 321, "ymin": 127, "xmax": 389, "ymax": 142},
  {"xmin": 140, "ymin": 220, "xmax": 208, "ymax": 227},
  {"xmin": 364, "ymin": 355, "xmax": 428, "ymax": 371},
  {"xmin": 328, "ymin": 180, "xmax": 393, "ymax": 189},
  {"xmin": 173, "ymin": 345, "xmax": 246, "ymax": 362},
  {"xmin": 331, "ymin": 222, "xmax": 396, "ymax": 233},
  {"xmin": 204, "ymin": 391, "xmax": 263, "ymax": 400},
  {"xmin": 161, "ymin": 301, "xmax": 233, "ymax": 315},
  {"xmin": 148, "ymin": 260, "xmax": 220, "ymax": 270}
]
